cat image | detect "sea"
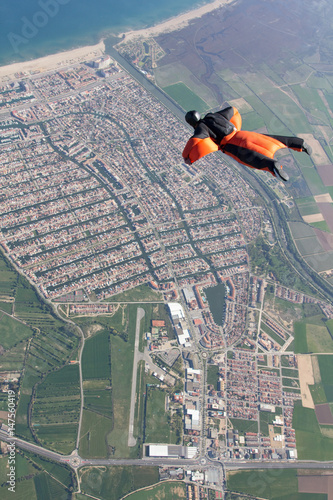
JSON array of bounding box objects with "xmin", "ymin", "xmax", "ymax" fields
[{"xmin": 0, "ymin": 0, "xmax": 213, "ymax": 67}]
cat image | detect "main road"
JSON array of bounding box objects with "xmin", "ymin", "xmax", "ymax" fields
[{"xmin": 1, "ymin": 430, "xmax": 333, "ymax": 472}]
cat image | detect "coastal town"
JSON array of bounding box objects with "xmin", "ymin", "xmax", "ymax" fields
[{"xmin": 0, "ymin": 49, "xmax": 333, "ymax": 500}]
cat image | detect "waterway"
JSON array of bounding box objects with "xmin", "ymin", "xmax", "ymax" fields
[
  {"xmin": 0, "ymin": 0, "xmax": 212, "ymax": 66},
  {"xmin": 204, "ymin": 283, "xmax": 226, "ymax": 327}
]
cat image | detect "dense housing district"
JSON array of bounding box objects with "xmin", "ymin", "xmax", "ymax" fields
[{"xmin": 0, "ymin": 55, "xmax": 333, "ymax": 498}]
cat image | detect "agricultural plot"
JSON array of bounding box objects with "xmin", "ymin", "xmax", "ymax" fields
[
  {"xmin": 83, "ymin": 379, "xmax": 112, "ymax": 417},
  {"xmin": 0, "ymin": 300, "xmax": 13, "ymax": 314},
  {"xmin": 294, "ymin": 317, "xmax": 333, "ymax": 354},
  {"xmin": 82, "ymin": 330, "xmax": 111, "ymax": 380},
  {"xmin": 293, "ymin": 402, "xmax": 333, "ymax": 460},
  {"xmin": 79, "ymin": 409, "xmax": 112, "ymax": 458},
  {"xmin": 34, "ymin": 472, "xmax": 71, "ymax": 500},
  {"xmin": 0, "ymin": 255, "xmax": 17, "ymax": 297},
  {"xmin": 0, "ymin": 313, "xmax": 34, "ymax": 349},
  {"xmin": 125, "ymin": 481, "xmax": 186, "ymax": 500},
  {"xmin": 35, "ymin": 423, "xmax": 78, "ymax": 455},
  {"xmin": 227, "ymin": 468, "xmax": 301, "ymax": 499},
  {"xmin": 22, "ymin": 450, "xmax": 74, "ymax": 489},
  {"xmin": 31, "ymin": 365, "xmax": 80, "ymax": 453},
  {"xmin": 162, "ymin": 82, "xmax": 209, "ymax": 114},
  {"xmin": 296, "ymin": 196, "xmax": 321, "ymax": 217},
  {"xmin": 0, "ymin": 341, "xmax": 26, "ymax": 371},
  {"xmin": 79, "ymin": 465, "xmax": 159, "ymax": 500}
]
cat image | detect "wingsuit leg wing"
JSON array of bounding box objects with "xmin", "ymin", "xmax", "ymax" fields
[{"xmin": 220, "ymin": 131, "xmax": 289, "ymax": 178}]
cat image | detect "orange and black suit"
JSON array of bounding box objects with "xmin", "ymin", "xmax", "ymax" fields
[{"xmin": 182, "ymin": 106, "xmax": 305, "ymax": 177}]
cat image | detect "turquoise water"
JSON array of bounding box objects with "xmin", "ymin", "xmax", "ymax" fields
[{"xmin": 0, "ymin": 0, "xmax": 212, "ymax": 66}]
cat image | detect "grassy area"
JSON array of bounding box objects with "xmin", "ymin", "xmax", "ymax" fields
[
  {"xmin": 35, "ymin": 423, "xmax": 78, "ymax": 455},
  {"xmin": 306, "ymin": 322, "xmax": 333, "ymax": 353},
  {"xmin": 294, "ymin": 321, "xmax": 308, "ymax": 353},
  {"xmin": 207, "ymin": 364, "xmax": 219, "ymax": 390},
  {"xmin": 21, "ymin": 450, "xmax": 74, "ymax": 489},
  {"xmin": 259, "ymin": 410, "xmax": 282, "ymax": 436},
  {"xmin": 144, "ymin": 387, "xmax": 178, "ymax": 444},
  {"xmin": 31, "ymin": 364, "xmax": 80, "ymax": 453},
  {"xmin": 227, "ymin": 468, "xmax": 326, "ymax": 499},
  {"xmin": 294, "ymin": 317, "xmax": 333, "ymax": 354},
  {"xmin": 0, "ymin": 311, "xmax": 34, "ymax": 348},
  {"xmin": 163, "ymin": 82, "xmax": 208, "ymax": 113},
  {"xmin": 79, "ymin": 466, "xmax": 159, "ymax": 500},
  {"xmin": 261, "ymin": 322, "xmax": 285, "ymax": 346},
  {"xmin": 82, "ymin": 329, "xmax": 111, "ymax": 380},
  {"xmin": 34, "ymin": 472, "xmax": 70, "ymax": 500},
  {"xmin": 79, "ymin": 409, "xmax": 112, "ymax": 458},
  {"xmin": 124, "ymin": 481, "xmax": 186, "ymax": 500},
  {"xmin": 106, "ymin": 308, "xmax": 137, "ymax": 458},
  {"xmin": 103, "ymin": 283, "xmax": 162, "ymax": 302},
  {"xmin": 229, "ymin": 418, "xmax": 258, "ymax": 434},
  {"xmin": 0, "ymin": 450, "xmax": 73, "ymax": 500},
  {"xmin": 293, "ymin": 402, "xmax": 333, "ymax": 460}
]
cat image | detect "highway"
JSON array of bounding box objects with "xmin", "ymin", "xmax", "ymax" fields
[{"xmin": 2, "ymin": 430, "xmax": 333, "ymax": 472}]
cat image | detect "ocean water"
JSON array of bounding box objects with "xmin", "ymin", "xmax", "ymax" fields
[{"xmin": 0, "ymin": 0, "xmax": 212, "ymax": 66}]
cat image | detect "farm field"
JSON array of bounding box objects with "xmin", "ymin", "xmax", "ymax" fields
[
  {"xmin": 0, "ymin": 451, "xmax": 73, "ymax": 500},
  {"xmin": 124, "ymin": 480, "xmax": 186, "ymax": 500},
  {"xmin": 79, "ymin": 465, "xmax": 159, "ymax": 500},
  {"xmin": 163, "ymin": 82, "xmax": 208, "ymax": 114},
  {"xmin": 227, "ymin": 468, "xmax": 327, "ymax": 499},
  {"xmin": 32, "ymin": 365, "xmax": 80, "ymax": 453},
  {"xmin": 293, "ymin": 401, "xmax": 333, "ymax": 460},
  {"xmin": 294, "ymin": 316, "xmax": 333, "ymax": 354},
  {"xmin": 79, "ymin": 409, "xmax": 112, "ymax": 458}
]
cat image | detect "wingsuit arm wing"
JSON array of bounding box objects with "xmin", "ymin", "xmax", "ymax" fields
[{"xmin": 182, "ymin": 136, "xmax": 218, "ymax": 164}]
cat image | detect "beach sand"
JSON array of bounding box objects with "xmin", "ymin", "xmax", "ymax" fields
[
  {"xmin": 0, "ymin": 0, "xmax": 234, "ymax": 82},
  {"xmin": 0, "ymin": 42, "xmax": 105, "ymax": 82},
  {"xmin": 118, "ymin": 0, "xmax": 234, "ymax": 43}
]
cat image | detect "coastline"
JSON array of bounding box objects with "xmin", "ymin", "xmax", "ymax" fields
[
  {"xmin": 0, "ymin": 42, "xmax": 105, "ymax": 83},
  {"xmin": 117, "ymin": 0, "xmax": 234, "ymax": 43},
  {"xmin": 0, "ymin": 0, "xmax": 233, "ymax": 83}
]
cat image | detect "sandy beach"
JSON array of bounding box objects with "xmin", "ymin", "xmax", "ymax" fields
[
  {"xmin": 118, "ymin": 0, "xmax": 234, "ymax": 43},
  {"xmin": 0, "ymin": 0, "xmax": 234, "ymax": 83},
  {"xmin": 0, "ymin": 42, "xmax": 105, "ymax": 83}
]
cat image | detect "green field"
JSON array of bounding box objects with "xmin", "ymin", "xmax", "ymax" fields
[
  {"xmin": 207, "ymin": 364, "xmax": 219, "ymax": 390},
  {"xmin": 144, "ymin": 387, "xmax": 178, "ymax": 444},
  {"xmin": 80, "ymin": 465, "xmax": 159, "ymax": 500},
  {"xmin": 229, "ymin": 418, "xmax": 258, "ymax": 434},
  {"xmin": 227, "ymin": 468, "xmax": 326, "ymax": 499},
  {"xmin": 0, "ymin": 312, "xmax": 34, "ymax": 348},
  {"xmin": 31, "ymin": 365, "xmax": 80, "ymax": 453},
  {"xmin": 34, "ymin": 472, "xmax": 70, "ymax": 500},
  {"xmin": 293, "ymin": 402, "xmax": 333, "ymax": 460},
  {"xmin": 103, "ymin": 283, "xmax": 162, "ymax": 302},
  {"xmin": 79, "ymin": 409, "xmax": 112, "ymax": 458},
  {"xmin": 163, "ymin": 82, "xmax": 208, "ymax": 113},
  {"xmin": 124, "ymin": 480, "xmax": 186, "ymax": 500},
  {"xmin": 82, "ymin": 329, "xmax": 111, "ymax": 380},
  {"xmin": 294, "ymin": 318, "xmax": 333, "ymax": 354},
  {"xmin": 0, "ymin": 451, "xmax": 73, "ymax": 500}
]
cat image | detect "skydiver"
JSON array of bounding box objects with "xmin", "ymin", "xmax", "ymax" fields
[{"xmin": 183, "ymin": 106, "xmax": 312, "ymax": 182}]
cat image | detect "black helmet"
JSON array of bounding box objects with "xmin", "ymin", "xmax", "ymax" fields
[{"xmin": 185, "ymin": 110, "xmax": 201, "ymax": 128}]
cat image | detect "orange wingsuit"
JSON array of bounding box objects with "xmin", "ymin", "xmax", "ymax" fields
[{"xmin": 183, "ymin": 106, "xmax": 306, "ymax": 180}]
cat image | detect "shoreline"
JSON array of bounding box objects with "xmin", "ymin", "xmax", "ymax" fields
[
  {"xmin": 117, "ymin": 0, "xmax": 234, "ymax": 43},
  {"xmin": 0, "ymin": 0, "xmax": 234, "ymax": 83}
]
